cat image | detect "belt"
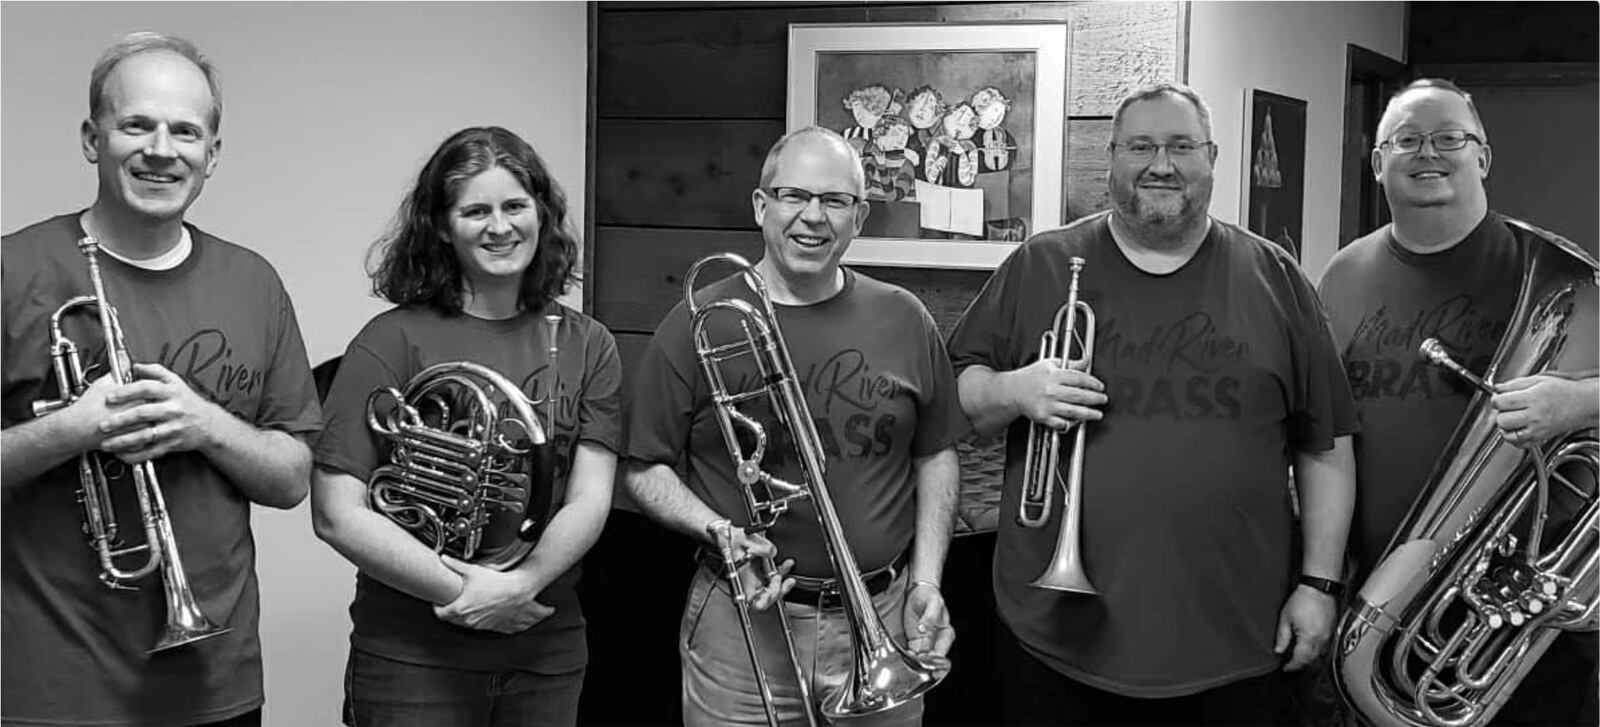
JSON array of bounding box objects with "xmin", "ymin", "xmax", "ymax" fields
[{"xmin": 697, "ymin": 547, "xmax": 909, "ymax": 608}]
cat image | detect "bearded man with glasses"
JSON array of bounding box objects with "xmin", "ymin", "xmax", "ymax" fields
[
  {"xmin": 948, "ymin": 82, "xmax": 1357, "ymax": 726},
  {"xmin": 624, "ymin": 126, "xmax": 963, "ymax": 726},
  {"xmin": 1318, "ymin": 78, "xmax": 1598, "ymax": 727}
]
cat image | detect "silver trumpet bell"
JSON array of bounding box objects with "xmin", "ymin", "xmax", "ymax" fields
[
  {"xmin": 1019, "ymin": 256, "xmax": 1099, "ymax": 595},
  {"xmin": 31, "ymin": 237, "xmax": 229, "ymax": 653}
]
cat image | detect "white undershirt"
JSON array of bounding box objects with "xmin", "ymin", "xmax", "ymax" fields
[{"xmin": 92, "ymin": 227, "xmax": 194, "ymax": 271}]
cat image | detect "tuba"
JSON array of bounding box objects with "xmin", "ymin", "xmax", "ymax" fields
[
  {"xmin": 1018, "ymin": 256, "xmax": 1098, "ymax": 594},
  {"xmin": 686, "ymin": 253, "xmax": 947, "ymax": 727},
  {"xmin": 31, "ymin": 237, "xmax": 230, "ymax": 652},
  {"xmin": 1334, "ymin": 219, "xmax": 1599, "ymax": 727},
  {"xmin": 364, "ymin": 315, "xmax": 560, "ymax": 569}
]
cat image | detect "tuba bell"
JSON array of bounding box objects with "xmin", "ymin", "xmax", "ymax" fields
[
  {"xmin": 685, "ymin": 253, "xmax": 947, "ymax": 727},
  {"xmin": 1018, "ymin": 256, "xmax": 1098, "ymax": 594},
  {"xmin": 1334, "ymin": 218, "xmax": 1599, "ymax": 727},
  {"xmin": 30, "ymin": 237, "xmax": 230, "ymax": 653},
  {"xmin": 365, "ymin": 317, "xmax": 559, "ymax": 570}
]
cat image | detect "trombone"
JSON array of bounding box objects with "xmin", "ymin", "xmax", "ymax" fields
[
  {"xmin": 1018, "ymin": 256, "xmax": 1099, "ymax": 594},
  {"xmin": 685, "ymin": 253, "xmax": 946, "ymax": 726},
  {"xmin": 31, "ymin": 237, "xmax": 230, "ymax": 652}
]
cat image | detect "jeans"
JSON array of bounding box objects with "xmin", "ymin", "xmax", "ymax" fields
[
  {"xmin": 680, "ymin": 562, "xmax": 924, "ymax": 727},
  {"xmin": 342, "ymin": 648, "xmax": 584, "ymax": 727}
]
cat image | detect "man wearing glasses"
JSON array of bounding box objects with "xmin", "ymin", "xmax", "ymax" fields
[
  {"xmin": 624, "ymin": 126, "xmax": 963, "ymax": 726},
  {"xmin": 948, "ymin": 83, "xmax": 1356, "ymax": 725},
  {"xmin": 1318, "ymin": 78, "xmax": 1598, "ymax": 726}
]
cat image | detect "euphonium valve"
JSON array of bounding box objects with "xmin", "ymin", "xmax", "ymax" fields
[{"xmin": 1020, "ymin": 257, "xmax": 1099, "ymax": 595}]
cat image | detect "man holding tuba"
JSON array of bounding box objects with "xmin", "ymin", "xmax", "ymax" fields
[
  {"xmin": 1, "ymin": 33, "xmax": 322, "ymax": 727},
  {"xmin": 948, "ymin": 83, "xmax": 1358, "ymax": 726},
  {"xmin": 624, "ymin": 127, "xmax": 963, "ymax": 726},
  {"xmin": 1319, "ymin": 78, "xmax": 1599, "ymax": 727}
]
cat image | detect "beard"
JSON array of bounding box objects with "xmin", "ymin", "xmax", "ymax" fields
[{"xmin": 1110, "ymin": 171, "xmax": 1211, "ymax": 230}]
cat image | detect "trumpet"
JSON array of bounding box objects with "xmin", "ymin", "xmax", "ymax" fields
[
  {"xmin": 685, "ymin": 253, "xmax": 946, "ymax": 726},
  {"xmin": 1019, "ymin": 256, "xmax": 1098, "ymax": 595},
  {"xmin": 30, "ymin": 237, "xmax": 230, "ymax": 652}
]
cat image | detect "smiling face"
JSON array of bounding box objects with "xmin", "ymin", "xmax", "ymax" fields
[
  {"xmin": 751, "ymin": 133, "xmax": 868, "ymax": 287},
  {"xmin": 1107, "ymin": 93, "xmax": 1216, "ymax": 229},
  {"xmin": 445, "ymin": 166, "xmax": 541, "ymax": 291},
  {"xmin": 1372, "ymin": 87, "xmax": 1491, "ymax": 213},
  {"xmin": 81, "ymin": 51, "xmax": 220, "ymax": 224}
]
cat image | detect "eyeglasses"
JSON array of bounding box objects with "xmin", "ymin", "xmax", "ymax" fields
[
  {"xmin": 1378, "ymin": 129, "xmax": 1484, "ymax": 155},
  {"xmin": 764, "ymin": 187, "xmax": 862, "ymax": 212},
  {"xmin": 1109, "ymin": 138, "xmax": 1215, "ymax": 162}
]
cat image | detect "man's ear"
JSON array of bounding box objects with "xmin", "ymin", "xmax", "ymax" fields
[
  {"xmin": 81, "ymin": 118, "xmax": 101, "ymax": 164},
  {"xmin": 204, "ymin": 137, "xmax": 222, "ymax": 178},
  {"xmin": 852, "ymin": 199, "xmax": 871, "ymax": 236},
  {"xmin": 751, "ymin": 188, "xmax": 766, "ymax": 227},
  {"xmin": 1477, "ymin": 143, "xmax": 1492, "ymax": 179},
  {"xmin": 1370, "ymin": 148, "xmax": 1384, "ymax": 182}
]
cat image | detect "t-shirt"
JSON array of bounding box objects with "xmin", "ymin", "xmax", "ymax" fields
[
  {"xmin": 1317, "ymin": 211, "xmax": 1584, "ymax": 572},
  {"xmin": 2, "ymin": 212, "xmax": 322, "ymax": 726},
  {"xmin": 314, "ymin": 303, "xmax": 621, "ymax": 673},
  {"xmin": 625, "ymin": 268, "xmax": 967, "ymax": 577},
  {"xmin": 946, "ymin": 212, "xmax": 1357, "ymax": 697}
]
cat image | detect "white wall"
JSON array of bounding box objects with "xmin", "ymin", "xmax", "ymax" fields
[
  {"xmin": 1, "ymin": 3, "xmax": 588, "ymax": 725},
  {"xmin": 1187, "ymin": 0, "xmax": 1407, "ymax": 281}
]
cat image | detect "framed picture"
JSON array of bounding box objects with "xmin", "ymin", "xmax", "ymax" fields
[
  {"xmin": 788, "ymin": 22, "xmax": 1069, "ymax": 270},
  {"xmin": 1241, "ymin": 89, "xmax": 1307, "ymax": 262}
]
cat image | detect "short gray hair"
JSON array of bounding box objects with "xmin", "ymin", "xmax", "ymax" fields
[
  {"xmin": 1111, "ymin": 82, "xmax": 1213, "ymax": 141},
  {"xmin": 758, "ymin": 126, "xmax": 867, "ymax": 197},
  {"xmin": 1377, "ymin": 78, "xmax": 1488, "ymax": 143},
  {"xmin": 89, "ymin": 31, "xmax": 222, "ymax": 133}
]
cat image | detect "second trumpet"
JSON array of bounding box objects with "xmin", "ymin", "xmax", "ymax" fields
[{"xmin": 1019, "ymin": 256, "xmax": 1098, "ymax": 595}]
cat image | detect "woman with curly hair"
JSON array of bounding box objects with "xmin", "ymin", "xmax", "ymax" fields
[{"xmin": 311, "ymin": 126, "xmax": 620, "ymax": 726}]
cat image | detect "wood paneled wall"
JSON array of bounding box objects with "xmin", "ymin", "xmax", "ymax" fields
[
  {"xmin": 579, "ymin": 5, "xmax": 1185, "ymax": 725},
  {"xmin": 591, "ymin": 1, "xmax": 1186, "ymax": 345}
]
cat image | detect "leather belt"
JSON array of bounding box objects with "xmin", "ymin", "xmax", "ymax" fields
[{"xmin": 697, "ymin": 548, "xmax": 909, "ymax": 608}]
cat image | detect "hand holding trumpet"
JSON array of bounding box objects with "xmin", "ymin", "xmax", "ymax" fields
[{"xmin": 1009, "ymin": 357, "xmax": 1107, "ymax": 430}]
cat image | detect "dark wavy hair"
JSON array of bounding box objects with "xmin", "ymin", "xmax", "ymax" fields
[{"xmin": 368, "ymin": 126, "xmax": 579, "ymax": 314}]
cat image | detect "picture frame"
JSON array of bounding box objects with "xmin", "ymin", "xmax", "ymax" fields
[
  {"xmin": 1241, "ymin": 88, "xmax": 1308, "ymax": 262},
  {"xmin": 788, "ymin": 22, "xmax": 1069, "ymax": 270}
]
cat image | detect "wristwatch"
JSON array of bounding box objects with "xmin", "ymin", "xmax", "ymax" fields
[{"xmin": 1298, "ymin": 575, "xmax": 1345, "ymax": 597}]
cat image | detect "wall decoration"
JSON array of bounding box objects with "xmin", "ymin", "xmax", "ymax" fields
[
  {"xmin": 1242, "ymin": 89, "xmax": 1307, "ymax": 262},
  {"xmin": 789, "ymin": 22, "xmax": 1069, "ymax": 270}
]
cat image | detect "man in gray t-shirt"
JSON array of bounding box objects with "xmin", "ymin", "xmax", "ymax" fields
[{"xmin": 950, "ymin": 82, "xmax": 1356, "ymax": 726}]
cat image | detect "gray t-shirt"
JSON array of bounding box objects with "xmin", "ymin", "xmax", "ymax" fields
[
  {"xmin": 947, "ymin": 212, "xmax": 1356, "ymax": 697},
  {"xmin": 626, "ymin": 268, "xmax": 967, "ymax": 577}
]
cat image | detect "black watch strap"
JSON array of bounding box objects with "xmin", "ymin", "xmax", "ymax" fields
[{"xmin": 1298, "ymin": 575, "xmax": 1345, "ymax": 597}]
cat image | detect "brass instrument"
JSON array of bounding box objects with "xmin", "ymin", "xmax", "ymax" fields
[
  {"xmin": 31, "ymin": 237, "xmax": 230, "ymax": 652},
  {"xmin": 685, "ymin": 253, "xmax": 946, "ymax": 727},
  {"xmin": 365, "ymin": 338, "xmax": 556, "ymax": 569},
  {"xmin": 1018, "ymin": 256, "xmax": 1099, "ymax": 594},
  {"xmin": 1334, "ymin": 219, "xmax": 1599, "ymax": 727}
]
